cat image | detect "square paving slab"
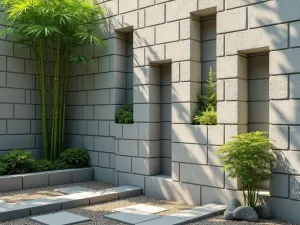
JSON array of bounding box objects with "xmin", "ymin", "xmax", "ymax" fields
[
  {"xmin": 31, "ymin": 212, "xmax": 91, "ymax": 225},
  {"xmin": 137, "ymin": 216, "xmax": 186, "ymax": 225},
  {"xmin": 54, "ymin": 186, "xmax": 94, "ymax": 195},
  {"xmin": 105, "ymin": 211, "xmax": 161, "ymax": 224},
  {"xmin": 114, "ymin": 204, "xmax": 167, "ymax": 214}
]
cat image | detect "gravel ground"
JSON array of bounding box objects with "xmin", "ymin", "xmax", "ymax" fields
[
  {"xmin": 0, "ymin": 181, "xmax": 114, "ymax": 203},
  {"xmin": 2, "ymin": 196, "xmax": 295, "ymax": 225}
]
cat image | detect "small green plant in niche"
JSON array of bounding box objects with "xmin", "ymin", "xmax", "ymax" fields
[
  {"xmin": 115, "ymin": 105, "xmax": 134, "ymax": 124},
  {"xmin": 217, "ymin": 131, "xmax": 276, "ymax": 208},
  {"xmin": 193, "ymin": 67, "xmax": 217, "ymax": 125}
]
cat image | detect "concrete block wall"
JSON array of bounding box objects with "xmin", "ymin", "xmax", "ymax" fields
[{"xmin": 0, "ymin": 9, "xmax": 42, "ymax": 157}]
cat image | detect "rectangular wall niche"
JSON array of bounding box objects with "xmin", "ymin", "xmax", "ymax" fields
[{"xmin": 247, "ymin": 53, "xmax": 269, "ymax": 134}]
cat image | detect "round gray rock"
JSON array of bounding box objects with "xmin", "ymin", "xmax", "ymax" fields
[
  {"xmin": 233, "ymin": 206, "xmax": 258, "ymax": 222},
  {"xmin": 254, "ymin": 205, "xmax": 272, "ymax": 219},
  {"xmin": 226, "ymin": 198, "xmax": 241, "ymax": 211},
  {"xmin": 224, "ymin": 210, "xmax": 235, "ymax": 220}
]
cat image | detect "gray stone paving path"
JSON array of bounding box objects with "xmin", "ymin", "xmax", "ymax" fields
[
  {"xmin": 0, "ymin": 185, "xmax": 142, "ymax": 222},
  {"xmin": 54, "ymin": 186, "xmax": 94, "ymax": 195},
  {"xmin": 105, "ymin": 211, "xmax": 161, "ymax": 224},
  {"xmin": 31, "ymin": 211, "xmax": 91, "ymax": 225}
]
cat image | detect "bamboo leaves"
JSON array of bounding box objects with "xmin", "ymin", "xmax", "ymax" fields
[{"xmin": 0, "ymin": 0, "xmax": 105, "ymax": 160}]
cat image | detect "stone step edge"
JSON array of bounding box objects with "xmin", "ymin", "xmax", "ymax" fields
[{"xmin": 0, "ymin": 185, "xmax": 142, "ymax": 222}]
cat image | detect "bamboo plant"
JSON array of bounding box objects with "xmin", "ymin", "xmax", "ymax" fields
[{"xmin": 0, "ymin": 0, "xmax": 105, "ymax": 160}]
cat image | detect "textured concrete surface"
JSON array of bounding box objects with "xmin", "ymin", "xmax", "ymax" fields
[{"xmin": 31, "ymin": 212, "xmax": 91, "ymax": 225}]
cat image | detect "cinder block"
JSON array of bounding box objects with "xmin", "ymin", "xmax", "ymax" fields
[
  {"xmin": 119, "ymin": 140, "xmax": 138, "ymax": 156},
  {"xmin": 0, "ymin": 40, "xmax": 13, "ymax": 56},
  {"xmin": 116, "ymin": 155, "xmax": 132, "ymax": 173},
  {"xmin": 226, "ymin": 0, "xmax": 264, "ymax": 9},
  {"xmin": 139, "ymin": 141, "xmax": 160, "ymax": 157},
  {"xmin": 7, "ymin": 73, "xmax": 35, "ymax": 89},
  {"xmin": 14, "ymin": 105, "xmax": 35, "ymax": 119},
  {"xmin": 94, "ymin": 136, "xmax": 115, "ymax": 153},
  {"xmin": 134, "ymin": 48, "xmax": 145, "ymax": 67},
  {"xmin": 66, "ymin": 106, "xmax": 83, "ymax": 119},
  {"xmin": 217, "ymin": 56, "xmax": 247, "ymax": 79},
  {"xmin": 172, "ymin": 103, "xmax": 198, "ymax": 124},
  {"xmin": 290, "ymin": 21, "xmax": 300, "ymax": 48},
  {"xmin": 98, "ymin": 152, "xmax": 110, "ymax": 168},
  {"xmin": 172, "ymin": 143, "xmax": 207, "ymax": 164},
  {"xmin": 201, "ymin": 18, "xmax": 216, "ymax": 41},
  {"xmin": 156, "ymin": 22, "xmax": 180, "ymax": 45},
  {"xmin": 145, "ymin": 4, "xmax": 165, "ymax": 26},
  {"xmin": 119, "ymin": 0, "xmax": 138, "ymax": 13},
  {"xmin": 172, "ymin": 162, "xmax": 180, "ymax": 181},
  {"xmin": 23, "ymin": 172, "xmax": 48, "ymax": 189},
  {"xmin": 290, "ymin": 126, "xmax": 300, "ymax": 150},
  {"xmin": 94, "ymin": 105, "xmax": 115, "ymax": 120},
  {"xmin": 217, "ymin": 101, "xmax": 248, "ymax": 124},
  {"xmin": 0, "ymin": 88, "xmax": 25, "ymax": 104},
  {"xmin": 48, "ymin": 170, "xmax": 72, "ymax": 186},
  {"xmin": 167, "ymin": 40, "xmax": 201, "ymax": 62},
  {"xmin": 7, "ymin": 57, "xmax": 24, "ymax": 73},
  {"xmin": 115, "ymin": 124, "xmax": 123, "ymax": 139},
  {"xmin": 180, "ymin": 163, "xmax": 224, "ymax": 188},
  {"xmin": 134, "ymin": 85, "xmax": 160, "ymax": 103},
  {"xmin": 139, "ymin": 0, "xmax": 154, "ymax": 8},
  {"xmin": 172, "ymin": 82, "xmax": 200, "ymax": 102},
  {"xmin": 208, "ymin": 125, "xmax": 224, "ymax": 145},
  {"xmin": 180, "ymin": 61, "xmax": 201, "ymax": 82},
  {"xmin": 201, "ymin": 186, "xmax": 243, "ymax": 205},
  {"xmin": 249, "ymin": 79, "xmax": 269, "ymax": 101},
  {"xmin": 86, "ymin": 121, "xmax": 98, "ymax": 136},
  {"xmin": 248, "ymin": 102, "xmax": 269, "ymax": 123},
  {"xmin": 0, "ymin": 175, "xmax": 22, "ymax": 192},
  {"xmin": 166, "ymin": 0, "xmax": 197, "ymax": 22},
  {"xmin": 269, "ymin": 75, "xmax": 288, "ymax": 100},
  {"xmin": 133, "ymin": 27, "xmax": 155, "ymax": 48},
  {"xmin": 118, "ymin": 172, "xmax": 145, "ymax": 190},
  {"xmin": 145, "ymin": 175, "xmax": 201, "ymax": 205},
  {"xmin": 0, "ymin": 104, "xmax": 13, "ymax": 119},
  {"xmin": 208, "ymin": 145, "xmax": 222, "ymax": 167},
  {"xmin": 0, "ymin": 134, "xmax": 35, "ymax": 149},
  {"xmin": 249, "ymin": 0, "xmax": 300, "ymax": 28},
  {"xmin": 87, "ymin": 90, "xmax": 109, "ymax": 105},
  {"xmin": 72, "ymin": 168, "xmax": 93, "ymax": 183},
  {"xmin": 180, "ymin": 19, "xmax": 200, "ymax": 41},
  {"xmin": 217, "ymin": 7, "xmax": 246, "ymax": 34},
  {"xmin": 94, "ymin": 167, "xmax": 116, "ymax": 184},
  {"xmin": 110, "ymin": 154, "xmax": 116, "ymax": 169},
  {"xmin": 99, "ymin": 56, "xmax": 110, "ymax": 73},
  {"xmin": 225, "ymin": 24, "xmax": 288, "ymax": 55},
  {"xmin": 132, "ymin": 158, "xmax": 160, "ymax": 175},
  {"xmin": 134, "ymin": 104, "xmax": 161, "ymax": 122},
  {"xmin": 101, "ymin": 0, "xmax": 119, "ymax": 17},
  {"xmin": 225, "ymin": 79, "xmax": 248, "ymax": 101},
  {"xmin": 272, "ymin": 150, "xmax": 300, "ymax": 174},
  {"xmin": 269, "ymin": 125, "xmax": 289, "ymax": 150},
  {"xmin": 224, "ymin": 125, "xmax": 247, "ymax": 142},
  {"xmin": 109, "ymin": 55, "xmax": 127, "ymax": 72},
  {"xmin": 290, "ymin": 175, "xmax": 300, "ymax": 200},
  {"xmin": 99, "ymin": 121, "xmax": 110, "ymax": 136},
  {"xmin": 269, "ymin": 173, "xmax": 289, "ymax": 198},
  {"xmin": 172, "ymin": 124, "xmax": 207, "ymax": 144},
  {"xmin": 82, "ymin": 136, "xmax": 93, "ymax": 151},
  {"xmin": 133, "ymin": 66, "xmax": 160, "ymax": 85},
  {"xmin": 270, "ymin": 100, "xmax": 300, "ymax": 125},
  {"xmin": 290, "ymin": 75, "xmax": 300, "ymax": 99},
  {"xmin": 198, "ymin": 0, "xmax": 224, "ymax": 12},
  {"xmin": 123, "ymin": 11, "xmax": 138, "ymax": 29},
  {"xmin": 7, "ymin": 120, "xmax": 30, "ymax": 134},
  {"xmin": 122, "ymin": 124, "xmax": 138, "ymax": 139},
  {"xmin": 144, "ymin": 44, "xmax": 165, "ymax": 65},
  {"xmin": 217, "ymin": 80, "xmax": 224, "ymax": 101},
  {"xmin": 0, "ymin": 120, "xmax": 6, "ymax": 134}
]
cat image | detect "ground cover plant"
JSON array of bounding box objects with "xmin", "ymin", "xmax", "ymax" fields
[
  {"xmin": 0, "ymin": 148, "xmax": 89, "ymax": 175},
  {"xmin": 0, "ymin": 0, "xmax": 105, "ymax": 160},
  {"xmin": 115, "ymin": 105, "xmax": 134, "ymax": 124},
  {"xmin": 193, "ymin": 67, "xmax": 217, "ymax": 125},
  {"xmin": 218, "ymin": 132, "xmax": 276, "ymax": 208}
]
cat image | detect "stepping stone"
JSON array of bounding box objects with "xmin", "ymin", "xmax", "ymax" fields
[
  {"xmin": 105, "ymin": 211, "xmax": 160, "ymax": 225},
  {"xmin": 54, "ymin": 186, "xmax": 93, "ymax": 195},
  {"xmin": 52, "ymin": 193, "xmax": 89, "ymax": 210},
  {"xmin": 114, "ymin": 204, "xmax": 167, "ymax": 214},
  {"xmin": 170, "ymin": 203, "xmax": 226, "ymax": 223},
  {"xmin": 137, "ymin": 216, "xmax": 186, "ymax": 225},
  {"xmin": 31, "ymin": 211, "xmax": 91, "ymax": 225},
  {"xmin": 0, "ymin": 203, "xmax": 30, "ymax": 222}
]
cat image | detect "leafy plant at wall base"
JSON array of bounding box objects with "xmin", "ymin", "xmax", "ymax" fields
[
  {"xmin": 0, "ymin": 150, "xmax": 35, "ymax": 175},
  {"xmin": 193, "ymin": 109, "xmax": 217, "ymax": 125},
  {"xmin": 34, "ymin": 159, "xmax": 56, "ymax": 172},
  {"xmin": 217, "ymin": 132, "xmax": 276, "ymax": 208},
  {"xmin": 59, "ymin": 148, "xmax": 89, "ymax": 168},
  {"xmin": 115, "ymin": 105, "xmax": 134, "ymax": 124},
  {"xmin": 0, "ymin": 0, "xmax": 106, "ymax": 160}
]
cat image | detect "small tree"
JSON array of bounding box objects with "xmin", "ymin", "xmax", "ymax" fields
[
  {"xmin": 193, "ymin": 67, "xmax": 217, "ymax": 125},
  {"xmin": 217, "ymin": 132, "xmax": 276, "ymax": 208}
]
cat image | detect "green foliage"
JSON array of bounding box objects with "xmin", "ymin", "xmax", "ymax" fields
[
  {"xmin": 115, "ymin": 105, "xmax": 134, "ymax": 124},
  {"xmin": 193, "ymin": 109, "xmax": 217, "ymax": 125},
  {"xmin": 217, "ymin": 132, "xmax": 276, "ymax": 208},
  {"xmin": 0, "ymin": 0, "xmax": 106, "ymax": 160},
  {"xmin": 193, "ymin": 67, "xmax": 217, "ymax": 125},
  {"xmin": 0, "ymin": 150, "xmax": 35, "ymax": 175},
  {"xmin": 59, "ymin": 148, "xmax": 89, "ymax": 168},
  {"xmin": 34, "ymin": 159, "xmax": 56, "ymax": 172}
]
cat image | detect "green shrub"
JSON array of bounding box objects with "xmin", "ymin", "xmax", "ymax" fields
[
  {"xmin": 59, "ymin": 148, "xmax": 89, "ymax": 168},
  {"xmin": 115, "ymin": 105, "xmax": 134, "ymax": 124},
  {"xmin": 193, "ymin": 109, "xmax": 217, "ymax": 125},
  {"xmin": 193, "ymin": 67, "xmax": 217, "ymax": 125},
  {"xmin": 0, "ymin": 150, "xmax": 35, "ymax": 175},
  {"xmin": 217, "ymin": 132, "xmax": 276, "ymax": 208},
  {"xmin": 34, "ymin": 159, "xmax": 56, "ymax": 172}
]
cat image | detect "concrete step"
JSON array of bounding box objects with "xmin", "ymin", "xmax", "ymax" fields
[{"xmin": 0, "ymin": 185, "xmax": 142, "ymax": 222}]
